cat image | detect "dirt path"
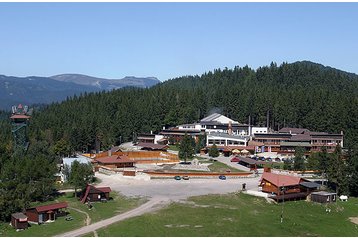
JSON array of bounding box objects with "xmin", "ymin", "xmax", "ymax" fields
[
  {"xmin": 55, "ymin": 197, "xmax": 169, "ymax": 237},
  {"xmin": 68, "ymin": 207, "xmax": 91, "ymax": 226}
]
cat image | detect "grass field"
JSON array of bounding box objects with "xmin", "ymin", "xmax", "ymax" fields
[
  {"xmin": 0, "ymin": 191, "xmax": 146, "ymax": 237},
  {"xmin": 206, "ymin": 161, "xmax": 243, "ymax": 173},
  {"xmin": 93, "ymin": 193, "xmax": 358, "ymax": 237}
]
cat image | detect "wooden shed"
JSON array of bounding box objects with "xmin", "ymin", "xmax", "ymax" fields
[
  {"xmin": 11, "ymin": 213, "xmax": 28, "ymax": 230},
  {"xmin": 81, "ymin": 184, "xmax": 111, "ymax": 203},
  {"xmin": 26, "ymin": 202, "xmax": 68, "ymax": 224},
  {"xmin": 311, "ymin": 191, "xmax": 337, "ymax": 203}
]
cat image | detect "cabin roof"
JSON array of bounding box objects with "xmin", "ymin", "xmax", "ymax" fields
[
  {"xmin": 261, "ymin": 172, "xmax": 304, "ymax": 187},
  {"xmin": 30, "ymin": 202, "xmax": 68, "ymax": 213}
]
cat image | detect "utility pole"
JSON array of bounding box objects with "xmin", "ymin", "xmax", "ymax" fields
[{"xmin": 281, "ymin": 184, "xmax": 285, "ymax": 223}]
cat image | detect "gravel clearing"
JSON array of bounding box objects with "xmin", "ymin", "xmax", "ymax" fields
[{"xmin": 96, "ymin": 172, "xmax": 260, "ymax": 201}]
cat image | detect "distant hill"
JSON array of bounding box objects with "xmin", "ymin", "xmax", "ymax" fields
[
  {"xmin": 0, "ymin": 74, "xmax": 160, "ymax": 110},
  {"xmin": 29, "ymin": 61, "xmax": 358, "ymax": 151},
  {"xmin": 50, "ymin": 74, "xmax": 160, "ymax": 90}
]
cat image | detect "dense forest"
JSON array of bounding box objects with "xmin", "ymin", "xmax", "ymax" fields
[
  {"xmin": 0, "ymin": 60, "xmax": 358, "ymax": 220},
  {"xmin": 25, "ymin": 61, "xmax": 358, "ymax": 153}
]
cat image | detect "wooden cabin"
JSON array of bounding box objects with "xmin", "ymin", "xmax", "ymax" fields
[
  {"xmin": 311, "ymin": 191, "xmax": 337, "ymax": 203},
  {"xmin": 94, "ymin": 155, "xmax": 135, "ymax": 169},
  {"xmin": 25, "ymin": 202, "xmax": 68, "ymax": 224},
  {"xmin": 11, "ymin": 213, "xmax": 28, "ymax": 230},
  {"xmin": 260, "ymin": 172, "xmax": 320, "ymax": 202},
  {"xmin": 81, "ymin": 184, "xmax": 111, "ymax": 203}
]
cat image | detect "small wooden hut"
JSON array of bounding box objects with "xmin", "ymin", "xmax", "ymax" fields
[
  {"xmin": 11, "ymin": 213, "xmax": 28, "ymax": 230},
  {"xmin": 311, "ymin": 191, "xmax": 337, "ymax": 203}
]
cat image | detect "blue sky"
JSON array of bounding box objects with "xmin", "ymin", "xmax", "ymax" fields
[{"xmin": 0, "ymin": 2, "xmax": 357, "ymax": 81}]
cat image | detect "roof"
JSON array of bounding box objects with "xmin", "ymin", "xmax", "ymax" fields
[
  {"xmin": 137, "ymin": 142, "xmax": 168, "ymax": 150},
  {"xmin": 300, "ymin": 181, "xmax": 321, "ymax": 188},
  {"xmin": 261, "ymin": 172, "xmax": 303, "ymax": 187},
  {"xmin": 110, "ymin": 146, "xmax": 122, "ymax": 153},
  {"xmin": 81, "ymin": 184, "xmax": 112, "ymax": 203},
  {"xmin": 239, "ymin": 157, "xmax": 267, "ymax": 165},
  {"xmin": 10, "ymin": 114, "xmax": 30, "ymax": 119},
  {"xmin": 12, "ymin": 212, "xmax": 28, "ymax": 220},
  {"xmin": 207, "ymin": 132, "xmax": 249, "ymax": 141},
  {"xmin": 31, "ymin": 202, "xmax": 68, "ymax": 213},
  {"xmin": 253, "ymin": 133, "xmax": 292, "ymax": 139},
  {"xmin": 311, "ymin": 191, "xmax": 337, "ymax": 196},
  {"xmin": 200, "ymin": 113, "xmax": 223, "ymax": 122},
  {"xmin": 63, "ymin": 156, "xmax": 91, "ymax": 167},
  {"xmin": 289, "ymin": 134, "xmax": 312, "ymax": 142},
  {"xmin": 95, "ymin": 155, "xmax": 134, "ymax": 164},
  {"xmin": 278, "ymin": 127, "xmax": 310, "ymax": 134}
]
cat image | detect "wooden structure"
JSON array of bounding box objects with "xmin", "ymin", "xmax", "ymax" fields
[
  {"xmin": 26, "ymin": 202, "xmax": 68, "ymax": 224},
  {"xmin": 81, "ymin": 184, "xmax": 111, "ymax": 203},
  {"xmin": 238, "ymin": 157, "xmax": 266, "ymax": 170},
  {"xmin": 311, "ymin": 191, "xmax": 337, "ymax": 203},
  {"xmin": 260, "ymin": 172, "xmax": 319, "ymax": 202},
  {"xmin": 94, "ymin": 155, "xmax": 135, "ymax": 168},
  {"xmin": 11, "ymin": 213, "xmax": 28, "ymax": 230},
  {"xmin": 137, "ymin": 142, "xmax": 168, "ymax": 151}
]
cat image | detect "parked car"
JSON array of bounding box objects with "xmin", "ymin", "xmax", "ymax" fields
[
  {"xmin": 182, "ymin": 176, "xmax": 190, "ymax": 180},
  {"xmin": 230, "ymin": 157, "xmax": 240, "ymax": 162},
  {"xmin": 219, "ymin": 175, "xmax": 226, "ymax": 180},
  {"xmin": 174, "ymin": 175, "xmax": 181, "ymax": 180}
]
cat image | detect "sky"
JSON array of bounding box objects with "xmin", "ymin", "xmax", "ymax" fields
[{"xmin": 0, "ymin": 2, "xmax": 357, "ymax": 81}]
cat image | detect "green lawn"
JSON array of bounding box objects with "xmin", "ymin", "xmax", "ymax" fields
[
  {"xmin": 93, "ymin": 193, "xmax": 358, "ymax": 237},
  {"xmin": 0, "ymin": 192, "xmax": 146, "ymax": 237},
  {"xmin": 206, "ymin": 161, "xmax": 244, "ymax": 173},
  {"xmin": 168, "ymin": 145, "xmax": 179, "ymax": 151}
]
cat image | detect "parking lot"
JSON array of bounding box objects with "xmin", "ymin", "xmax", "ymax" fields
[{"xmin": 96, "ymin": 172, "xmax": 261, "ymax": 201}]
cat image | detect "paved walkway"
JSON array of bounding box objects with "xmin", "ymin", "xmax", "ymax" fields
[{"xmin": 55, "ymin": 197, "xmax": 170, "ymax": 237}]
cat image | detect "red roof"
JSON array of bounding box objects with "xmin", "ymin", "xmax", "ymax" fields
[
  {"xmin": 95, "ymin": 155, "xmax": 134, "ymax": 164},
  {"xmin": 260, "ymin": 172, "xmax": 303, "ymax": 187},
  {"xmin": 81, "ymin": 185, "xmax": 112, "ymax": 203},
  {"xmin": 33, "ymin": 202, "xmax": 68, "ymax": 213},
  {"xmin": 10, "ymin": 114, "xmax": 30, "ymax": 119}
]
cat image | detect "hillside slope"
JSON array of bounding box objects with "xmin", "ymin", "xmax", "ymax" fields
[{"xmin": 29, "ymin": 61, "xmax": 358, "ymax": 151}]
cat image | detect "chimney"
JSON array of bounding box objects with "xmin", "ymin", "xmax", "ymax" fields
[
  {"xmin": 108, "ymin": 149, "xmax": 112, "ymax": 157},
  {"xmin": 150, "ymin": 130, "xmax": 153, "ymax": 134},
  {"xmin": 228, "ymin": 121, "xmax": 232, "ymax": 135}
]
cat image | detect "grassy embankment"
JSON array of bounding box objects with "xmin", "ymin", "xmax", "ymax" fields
[
  {"xmin": 0, "ymin": 191, "xmax": 146, "ymax": 237},
  {"xmin": 89, "ymin": 193, "xmax": 358, "ymax": 237}
]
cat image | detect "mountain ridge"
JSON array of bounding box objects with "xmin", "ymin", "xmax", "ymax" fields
[
  {"xmin": 0, "ymin": 74, "xmax": 160, "ymax": 110},
  {"xmin": 50, "ymin": 74, "xmax": 160, "ymax": 90}
]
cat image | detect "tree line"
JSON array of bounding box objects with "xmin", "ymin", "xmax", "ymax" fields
[{"xmin": 26, "ymin": 61, "xmax": 358, "ymax": 155}]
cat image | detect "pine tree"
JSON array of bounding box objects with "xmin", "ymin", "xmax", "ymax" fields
[
  {"xmin": 208, "ymin": 144, "xmax": 220, "ymax": 158},
  {"xmin": 178, "ymin": 133, "xmax": 195, "ymax": 163}
]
